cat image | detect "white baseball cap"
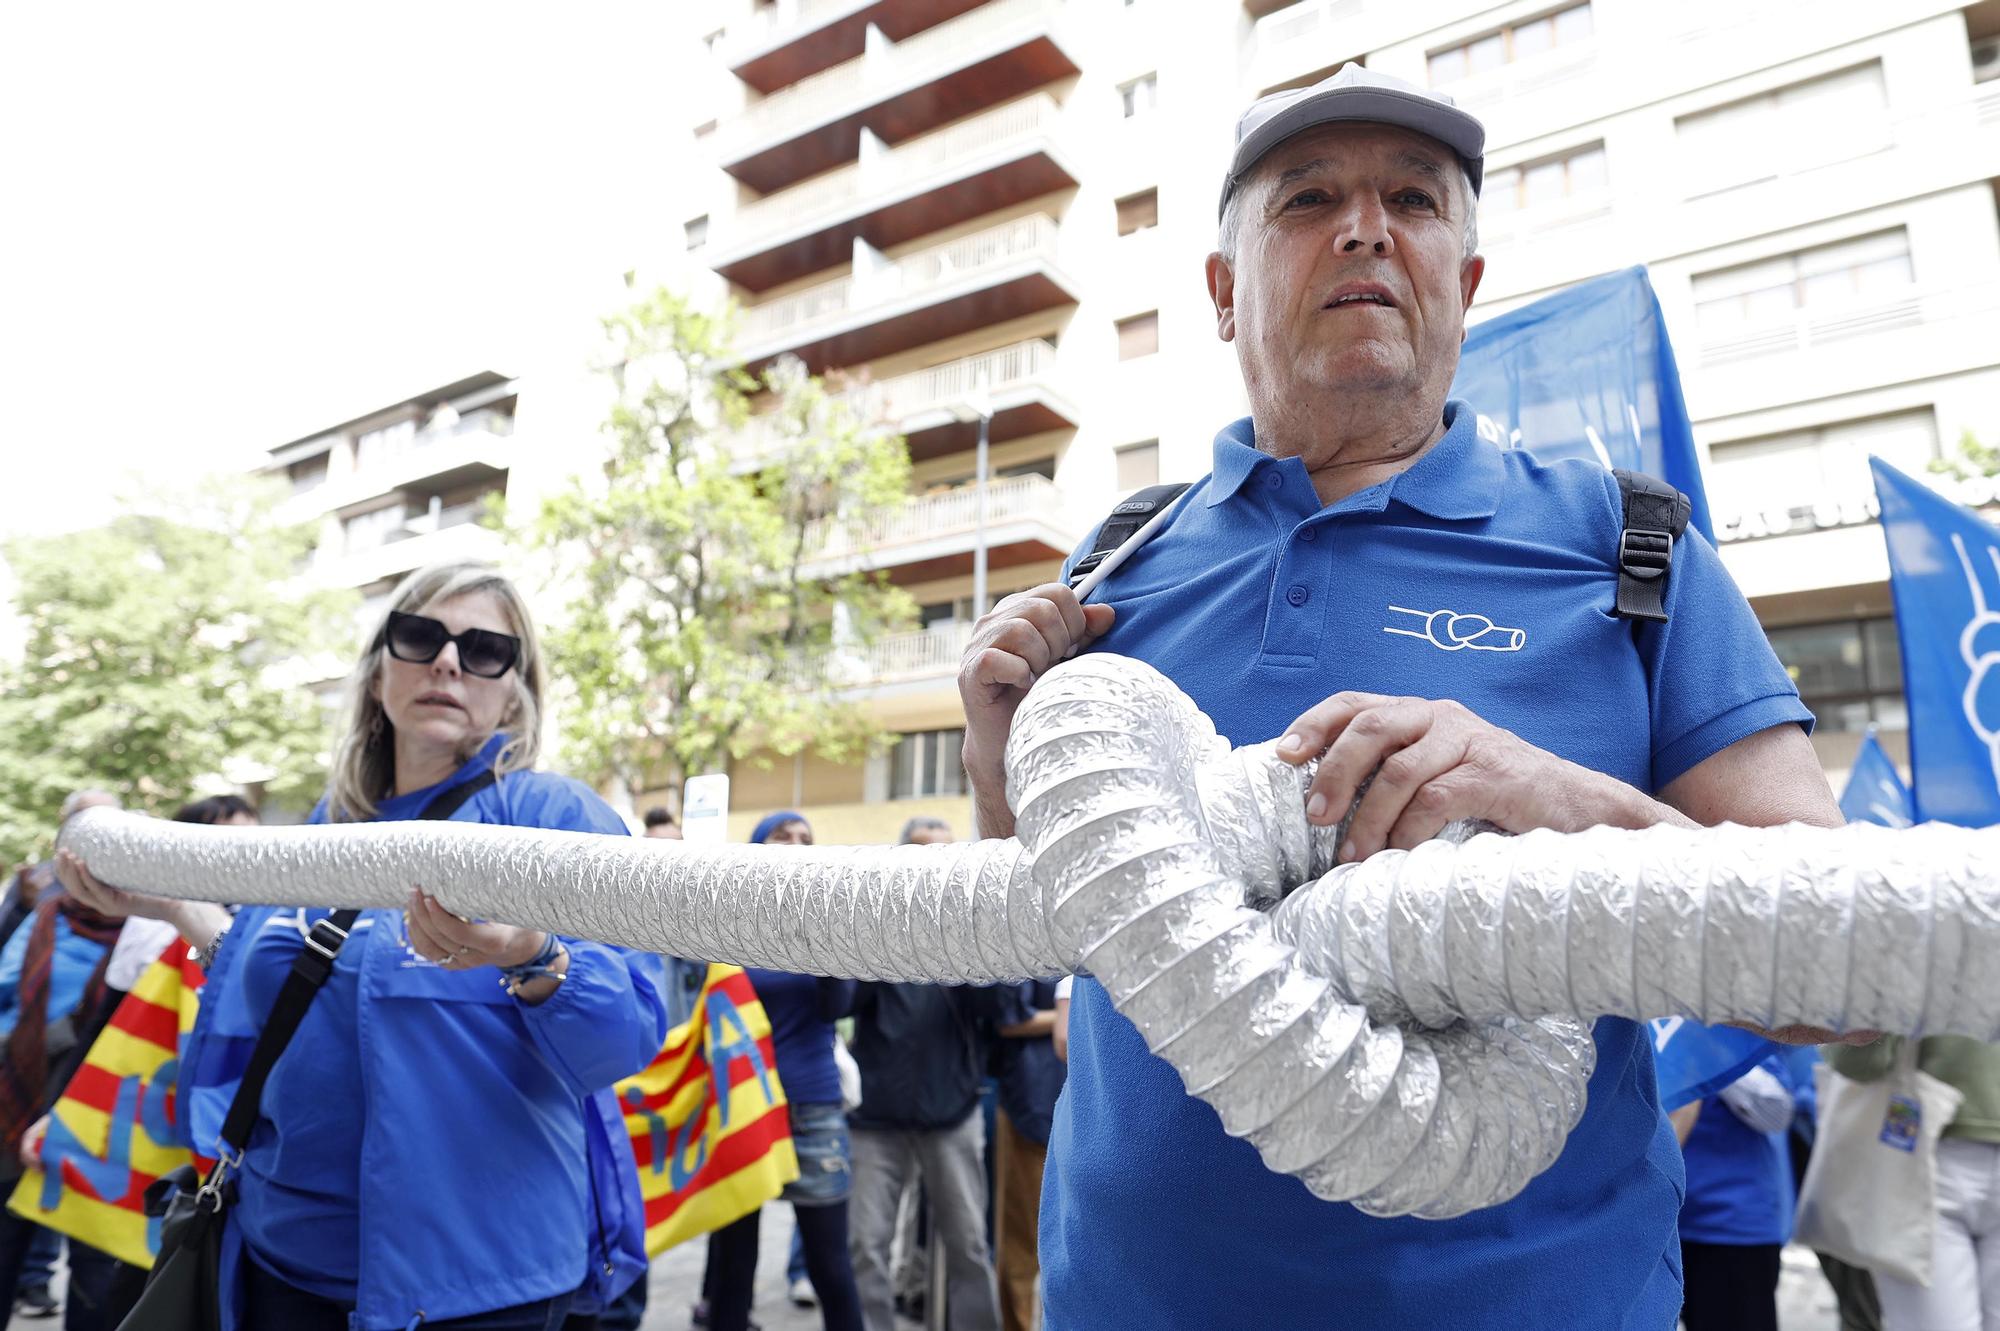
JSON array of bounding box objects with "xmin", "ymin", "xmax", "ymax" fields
[{"xmin": 1219, "ymin": 63, "xmax": 1486, "ymax": 218}]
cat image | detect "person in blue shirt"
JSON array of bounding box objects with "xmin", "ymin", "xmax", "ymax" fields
[
  {"xmin": 57, "ymin": 561, "xmax": 671, "ymax": 1331},
  {"xmin": 1679, "ymin": 1052, "xmax": 1805, "ymax": 1330},
  {"xmin": 955, "ymin": 65, "xmax": 1850, "ymax": 1331},
  {"xmin": 991, "ymin": 977, "xmax": 1062, "ymax": 1331},
  {"xmin": 695, "ymin": 810, "xmax": 864, "ymax": 1331}
]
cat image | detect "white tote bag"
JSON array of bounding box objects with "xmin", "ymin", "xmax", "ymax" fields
[{"xmin": 1794, "ymin": 1041, "xmax": 1964, "ymax": 1288}]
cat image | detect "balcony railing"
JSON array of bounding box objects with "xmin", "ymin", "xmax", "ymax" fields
[
  {"xmin": 864, "ymin": 338, "xmax": 1057, "ymax": 422},
  {"xmin": 816, "ymin": 623, "xmax": 974, "ymax": 688},
  {"xmin": 727, "ymin": 94, "xmax": 1061, "ymax": 249},
  {"xmin": 721, "ymin": 0, "xmax": 1058, "ymax": 158},
  {"xmin": 738, "ymin": 214, "xmax": 1061, "ymax": 350},
  {"xmin": 810, "ymin": 472, "xmax": 1067, "ymax": 562},
  {"xmin": 720, "ymin": 0, "xmax": 866, "ymax": 65}
]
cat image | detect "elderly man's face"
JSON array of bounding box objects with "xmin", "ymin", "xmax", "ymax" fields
[{"xmin": 1208, "ymin": 123, "xmax": 1482, "ymax": 417}]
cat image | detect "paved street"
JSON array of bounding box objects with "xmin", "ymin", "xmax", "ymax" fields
[{"xmin": 0, "ymin": 1219, "xmax": 1849, "ymax": 1329}]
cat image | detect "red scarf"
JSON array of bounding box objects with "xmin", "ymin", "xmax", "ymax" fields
[{"xmin": 0, "ymin": 896, "xmax": 124, "ymax": 1154}]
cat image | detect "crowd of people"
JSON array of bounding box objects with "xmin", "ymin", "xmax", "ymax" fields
[{"xmin": 12, "ymin": 58, "xmax": 1992, "ymax": 1331}]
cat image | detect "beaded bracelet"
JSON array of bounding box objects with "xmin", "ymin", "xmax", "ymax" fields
[{"xmin": 498, "ymin": 932, "xmax": 566, "ymax": 997}]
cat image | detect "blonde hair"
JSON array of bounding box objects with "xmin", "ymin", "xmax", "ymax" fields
[{"xmin": 326, "ymin": 561, "xmax": 547, "ymax": 822}]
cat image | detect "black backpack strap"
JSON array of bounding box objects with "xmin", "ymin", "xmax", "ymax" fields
[
  {"xmin": 212, "ymin": 767, "xmax": 498, "ymax": 1158},
  {"xmin": 1612, "ymin": 469, "xmax": 1692, "ymax": 624},
  {"xmin": 1066, "ymin": 483, "xmax": 1193, "ymax": 591}
]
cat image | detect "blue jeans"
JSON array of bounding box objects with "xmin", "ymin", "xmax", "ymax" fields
[{"xmin": 242, "ymin": 1254, "xmax": 579, "ymax": 1329}]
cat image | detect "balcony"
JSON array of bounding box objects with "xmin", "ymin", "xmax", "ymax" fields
[
  {"xmin": 311, "ymin": 506, "xmax": 504, "ymax": 591},
  {"xmin": 734, "ymin": 214, "xmax": 1078, "ymax": 376},
  {"xmin": 737, "ymin": 339, "xmax": 1078, "ymax": 468},
  {"xmin": 806, "ymin": 471, "xmax": 1080, "ymax": 581},
  {"xmin": 283, "ymin": 411, "xmax": 516, "ymax": 521},
  {"xmin": 716, "ymin": 0, "xmax": 1078, "ymax": 194},
  {"xmin": 1691, "ymin": 278, "xmax": 2000, "ymax": 419},
  {"xmin": 712, "ymin": 94, "xmax": 1076, "ymax": 293},
  {"xmin": 815, "ymin": 622, "xmax": 974, "ymax": 691},
  {"xmin": 722, "ymin": 0, "xmax": 987, "ymax": 95}
]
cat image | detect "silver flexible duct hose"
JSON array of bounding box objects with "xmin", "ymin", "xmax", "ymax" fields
[{"xmin": 55, "ymin": 653, "xmax": 1997, "ymax": 1218}]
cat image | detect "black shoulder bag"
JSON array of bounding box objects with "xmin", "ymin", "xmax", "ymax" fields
[{"xmin": 117, "ymin": 770, "xmax": 495, "ymax": 1331}]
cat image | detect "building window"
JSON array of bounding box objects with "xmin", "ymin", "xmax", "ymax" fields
[
  {"xmin": 1765, "ymin": 618, "xmax": 1906, "ymax": 733},
  {"xmin": 352, "ymin": 418, "xmax": 418, "ymax": 473},
  {"xmin": 1119, "ymin": 73, "xmax": 1158, "ymax": 119},
  {"xmin": 342, "ymin": 503, "xmax": 406, "ymax": 553},
  {"xmin": 1676, "ymin": 62, "xmax": 1887, "ymax": 196},
  {"xmin": 287, "ymin": 455, "xmax": 329, "ymax": 496},
  {"xmin": 1692, "ymin": 228, "xmax": 1913, "ymax": 335},
  {"xmin": 1116, "ymin": 311, "xmax": 1159, "ymax": 360},
  {"xmin": 1116, "ymin": 188, "xmax": 1159, "ymax": 236},
  {"xmin": 1706, "ymin": 408, "xmax": 1939, "ymax": 543},
  {"xmin": 1427, "ymin": 4, "xmax": 1592, "ymax": 85},
  {"xmin": 1116, "ymin": 441, "xmax": 1160, "ymax": 491},
  {"xmin": 685, "ymin": 215, "xmax": 709, "ymax": 251},
  {"xmin": 890, "ymin": 729, "xmax": 966, "ymax": 799},
  {"xmin": 1481, "ymin": 142, "xmax": 1607, "ymax": 217}
]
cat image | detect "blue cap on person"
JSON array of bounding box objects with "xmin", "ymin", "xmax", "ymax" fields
[
  {"xmin": 750, "ymin": 811, "xmax": 809, "ymax": 844},
  {"xmin": 1218, "ymin": 62, "xmax": 1486, "ymax": 218}
]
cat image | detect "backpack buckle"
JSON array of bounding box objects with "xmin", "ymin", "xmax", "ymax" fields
[
  {"xmin": 304, "ymin": 917, "xmax": 351, "ymax": 960},
  {"xmin": 1619, "ymin": 528, "xmax": 1673, "ymax": 582}
]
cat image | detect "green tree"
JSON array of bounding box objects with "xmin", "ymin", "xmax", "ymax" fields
[
  {"xmin": 516, "ymin": 286, "xmax": 916, "ymax": 807},
  {"xmin": 1930, "ymin": 428, "xmax": 2000, "ymax": 483},
  {"xmin": 0, "ymin": 479, "xmax": 357, "ymax": 866}
]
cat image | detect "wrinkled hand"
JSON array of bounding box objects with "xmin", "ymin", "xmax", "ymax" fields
[
  {"xmin": 1277, "ymin": 692, "xmax": 1632, "ymax": 862},
  {"xmin": 403, "ymin": 889, "xmax": 546, "ymax": 972},
  {"xmin": 957, "ymin": 583, "xmax": 1115, "ymax": 809}
]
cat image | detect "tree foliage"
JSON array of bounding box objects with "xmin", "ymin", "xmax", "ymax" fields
[
  {"xmin": 0, "ymin": 479, "xmax": 357, "ymax": 866},
  {"xmin": 516, "ymin": 286, "xmax": 916, "ymax": 804},
  {"xmin": 1930, "ymin": 428, "xmax": 2000, "ymax": 483}
]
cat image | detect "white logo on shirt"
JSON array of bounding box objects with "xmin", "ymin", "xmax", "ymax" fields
[{"xmin": 1383, "ymin": 605, "xmax": 1526, "ymax": 653}]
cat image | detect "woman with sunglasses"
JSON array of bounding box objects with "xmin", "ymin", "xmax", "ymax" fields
[{"xmin": 55, "ymin": 560, "xmax": 670, "ymax": 1331}]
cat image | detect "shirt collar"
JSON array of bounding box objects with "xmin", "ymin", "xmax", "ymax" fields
[
  {"xmin": 375, "ymin": 733, "xmax": 510, "ymax": 820},
  {"xmin": 1204, "ymin": 400, "xmax": 1502, "ymax": 521}
]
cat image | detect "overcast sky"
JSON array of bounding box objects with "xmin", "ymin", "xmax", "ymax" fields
[{"xmin": 0, "ymin": 2, "xmax": 702, "ymax": 546}]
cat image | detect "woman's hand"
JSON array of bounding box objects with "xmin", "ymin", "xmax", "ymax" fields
[
  {"xmin": 403, "ymin": 890, "xmax": 549, "ymax": 972},
  {"xmin": 53, "ymin": 850, "xmax": 230, "ymax": 953},
  {"xmin": 19, "ymin": 1114, "xmax": 49, "ymax": 1171}
]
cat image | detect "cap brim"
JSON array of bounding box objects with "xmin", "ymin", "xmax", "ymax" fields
[{"xmin": 1223, "ymin": 86, "xmax": 1486, "ymax": 216}]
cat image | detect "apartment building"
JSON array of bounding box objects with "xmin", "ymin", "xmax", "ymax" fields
[
  {"xmin": 262, "ymin": 372, "xmax": 521, "ymax": 636},
  {"xmin": 655, "ymin": 0, "xmax": 2000, "ymax": 841}
]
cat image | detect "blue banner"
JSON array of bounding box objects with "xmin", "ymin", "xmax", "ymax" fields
[
  {"xmin": 1454, "ymin": 266, "xmax": 1713, "ymax": 543},
  {"xmin": 1870, "ymin": 458, "xmax": 2000, "ymax": 827},
  {"xmin": 1649, "ymin": 1018, "xmax": 1781, "ymax": 1112},
  {"xmin": 1839, "ymin": 729, "xmax": 1914, "ymax": 828}
]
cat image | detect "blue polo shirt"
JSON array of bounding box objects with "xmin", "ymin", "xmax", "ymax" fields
[{"xmin": 1042, "ymin": 401, "xmax": 1812, "ymax": 1331}]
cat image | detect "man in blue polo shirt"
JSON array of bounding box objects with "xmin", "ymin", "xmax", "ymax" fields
[{"xmin": 954, "ymin": 65, "xmax": 1846, "ymax": 1330}]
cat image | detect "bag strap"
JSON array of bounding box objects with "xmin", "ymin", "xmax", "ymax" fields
[
  {"xmin": 1611, "ymin": 469, "xmax": 1692, "ymax": 625},
  {"xmin": 212, "ymin": 767, "xmax": 499, "ymax": 1158},
  {"xmin": 1066, "ymin": 483, "xmax": 1193, "ymax": 596}
]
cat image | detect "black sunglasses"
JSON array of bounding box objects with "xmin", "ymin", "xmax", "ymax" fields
[{"xmin": 378, "ymin": 610, "xmax": 521, "ymax": 679}]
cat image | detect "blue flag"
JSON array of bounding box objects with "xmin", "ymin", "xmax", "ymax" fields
[
  {"xmin": 1839, "ymin": 729, "xmax": 1914, "ymax": 828},
  {"xmin": 1648, "ymin": 1018, "xmax": 1781, "ymax": 1112},
  {"xmin": 1454, "ymin": 266, "xmax": 1713, "ymax": 542},
  {"xmin": 1871, "ymin": 458, "xmax": 2000, "ymax": 827}
]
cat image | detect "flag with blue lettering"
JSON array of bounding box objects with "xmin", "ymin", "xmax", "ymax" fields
[
  {"xmin": 1454, "ymin": 266, "xmax": 1713, "ymax": 542},
  {"xmin": 1871, "ymin": 458, "xmax": 2000, "ymax": 827},
  {"xmin": 1840, "ymin": 729, "xmax": 1914, "ymax": 828},
  {"xmin": 1650, "ymin": 1017, "xmax": 1782, "ymax": 1112}
]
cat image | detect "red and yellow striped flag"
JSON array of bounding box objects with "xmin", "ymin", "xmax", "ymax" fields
[
  {"xmin": 617, "ymin": 964, "xmax": 798, "ymax": 1254},
  {"xmin": 7, "ymin": 942, "xmax": 207, "ymax": 1268}
]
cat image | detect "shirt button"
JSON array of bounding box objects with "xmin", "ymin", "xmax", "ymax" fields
[
  {"xmin": 1299, "ymin": 526, "xmax": 1317, "ymax": 543},
  {"xmin": 1286, "ymin": 584, "xmax": 1310, "ymax": 607},
  {"xmin": 1266, "ymin": 473, "xmax": 1283, "ymax": 491}
]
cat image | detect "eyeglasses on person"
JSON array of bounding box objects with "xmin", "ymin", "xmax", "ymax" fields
[{"xmin": 378, "ymin": 610, "xmax": 521, "ymax": 679}]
